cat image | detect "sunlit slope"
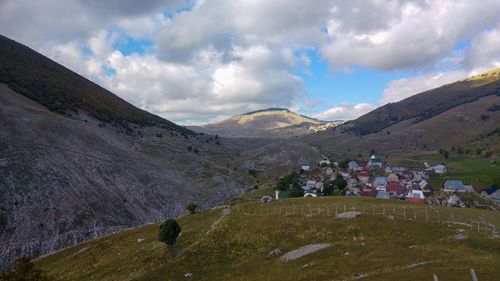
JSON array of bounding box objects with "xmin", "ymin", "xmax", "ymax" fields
[{"xmin": 37, "ymin": 196, "xmax": 500, "ymax": 281}]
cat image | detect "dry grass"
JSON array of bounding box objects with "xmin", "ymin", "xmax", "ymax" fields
[{"xmin": 35, "ymin": 195, "xmax": 500, "ymax": 281}]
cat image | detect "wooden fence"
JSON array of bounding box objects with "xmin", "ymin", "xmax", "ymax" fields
[{"xmin": 234, "ymin": 203, "xmax": 498, "ymax": 238}]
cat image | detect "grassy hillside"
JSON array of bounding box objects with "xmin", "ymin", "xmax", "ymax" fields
[
  {"xmin": 36, "ymin": 196, "xmax": 500, "ymax": 281},
  {"xmin": 346, "ymin": 71, "xmax": 500, "ymax": 135},
  {"xmin": 0, "ymin": 34, "xmax": 189, "ymax": 133}
]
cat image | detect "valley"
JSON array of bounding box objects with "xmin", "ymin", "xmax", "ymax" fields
[{"xmin": 1, "ymin": 24, "xmax": 500, "ymax": 281}]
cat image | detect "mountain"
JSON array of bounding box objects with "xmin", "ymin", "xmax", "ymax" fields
[
  {"xmin": 0, "ymin": 36, "xmax": 324, "ymax": 269},
  {"xmin": 190, "ymin": 108, "xmax": 343, "ymax": 138},
  {"xmin": 0, "ymin": 34, "xmax": 188, "ymax": 133},
  {"xmin": 307, "ymin": 68, "xmax": 500, "ymax": 155}
]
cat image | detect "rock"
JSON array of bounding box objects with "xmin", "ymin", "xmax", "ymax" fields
[
  {"xmin": 453, "ymin": 234, "xmax": 467, "ymax": 240},
  {"xmin": 387, "ymin": 215, "xmax": 395, "ymax": 220},
  {"xmin": 260, "ymin": 196, "xmax": 273, "ymax": 204},
  {"xmin": 408, "ymin": 245, "xmax": 417, "ymax": 249},
  {"xmin": 281, "ymin": 244, "xmax": 331, "ymax": 262},
  {"xmin": 137, "ymin": 238, "xmax": 145, "ymax": 243},
  {"xmin": 336, "ymin": 211, "xmax": 362, "ymax": 220},
  {"xmin": 268, "ymin": 248, "xmax": 282, "ymax": 256},
  {"xmin": 302, "ymin": 264, "xmax": 309, "ymax": 268},
  {"xmin": 184, "ymin": 272, "xmax": 193, "ymax": 278}
]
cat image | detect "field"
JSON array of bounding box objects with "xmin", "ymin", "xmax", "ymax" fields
[
  {"xmin": 36, "ymin": 194, "xmax": 500, "ymax": 281},
  {"xmin": 388, "ymin": 154, "xmax": 499, "ymax": 191}
]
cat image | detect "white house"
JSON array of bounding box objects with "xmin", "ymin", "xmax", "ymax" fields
[
  {"xmin": 427, "ymin": 164, "xmax": 447, "ymax": 174},
  {"xmin": 301, "ymin": 165, "xmax": 310, "ymax": 171}
]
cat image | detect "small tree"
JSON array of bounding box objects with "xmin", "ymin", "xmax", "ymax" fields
[
  {"xmin": 186, "ymin": 203, "xmax": 197, "ymax": 214},
  {"xmin": 159, "ymin": 219, "xmax": 181, "ymax": 257},
  {"xmin": 289, "ymin": 186, "xmax": 304, "ymax": 197}
]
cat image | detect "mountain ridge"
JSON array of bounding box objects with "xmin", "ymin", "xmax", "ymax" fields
[{"xmin": 191, "ymin": 108, "xmax": 342, "ymax": 138}]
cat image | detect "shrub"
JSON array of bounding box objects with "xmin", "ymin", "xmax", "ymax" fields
[
  {"xmin": 289, "ymin": 186, "xmax": 304, "ymax": 197},
  {"xmin": 186, "ymin": 145, "xmax": 193, "ymax": 152},
  {"xmin": 186, "ymin": 203, "xmax": 197, "ymax": 214},
  {"xmin": 159, "ymin": 219, "xmax": 181, "ymax": 247}
]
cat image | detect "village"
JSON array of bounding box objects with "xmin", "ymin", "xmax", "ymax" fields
[{"xmin": 274, "ymin": 155, "xmax": 500, "ymax": 206}]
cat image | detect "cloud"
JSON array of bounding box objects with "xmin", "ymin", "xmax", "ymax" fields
[
  {"xmin": 2, "ymin": 0, "xmax": 500, "ymax": 124},
  {"xmin": 314, "ymin": 103, "xmax": 375, "ymax": 121},
  {"xmin": 464, "ymin": 26, "xmax": 500, "ymax": 71},
  {"xmin": 321, "ymin": 0, "xmax": 500, "ymax": 71},
  {"xmin": 380, "ymin": 71, "xmax": 469, "ymax": 105}
]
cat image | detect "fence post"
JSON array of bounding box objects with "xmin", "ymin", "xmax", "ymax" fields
[
  {"xmin": 383, "ymin": 207, "xmax": 385, "ymax": 216},
  {"xmin": 470, "ymin": 268, "xmax": 478, "ymax": 281},
  {"xmin": 426, "ymin": 209, "xmax": 429, "ymax": 222},
  {"xmin": 414, "ymin": 208, "xmax": 416, "ymax": 221},
  {"xmin": 433, "ymin": 274, "xmax": 439, "ymax": 281},
  {"xmin": 403, "ymin": 207, "xmax": 406, "ymax": 220},
  {"xmin": 344, "ymin": 205, "xmax": 346, "ymax": 213},
  {"xmin": 372, "ymin": 206, "xmax": 375, "ymax": 215}
]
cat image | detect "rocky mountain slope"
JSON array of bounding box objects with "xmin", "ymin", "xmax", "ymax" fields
[
  {"xmin": 307, "ymin": 69, "xmax": 500, "ymax": 156},
  {"xmin": 0, "ymin": 36, "xmax": 324, "ymax": 269},
  {"xmin": 191, "ymin": 108, "xmax": 342, "ymax": 138}
]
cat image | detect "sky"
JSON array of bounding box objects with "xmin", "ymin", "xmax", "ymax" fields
[{"xmin": 1, "ymin": 0, "xmax": 500, "ymax": 125}]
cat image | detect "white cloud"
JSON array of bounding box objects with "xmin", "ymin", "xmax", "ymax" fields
[
  {"xmin": 380, "ymin": 71, "xmax": 469, "ymax": 105},
  {"xmin": 314, "ymin": 103, "xmax": 375, "ymax": 121},
  {"xmin": 321, "ymin": 0, "xmax": 500, "ymax": 71},
  {"xmin": 2, "ymin": 0, "xmax": 500, "ymax": 124}
]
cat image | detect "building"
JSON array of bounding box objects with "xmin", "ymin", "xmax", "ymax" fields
[
  {"xmin": 427, "ymin": 164, "xmax": 447, "ymax": 174},
  {"xmin": 406, "ymin": 189, "xmax": 426, "ymax": 203},
  {"xmin": 357, "ymin": 171, "xmax": 370, "ymax": 183},
  {"xmin": 443, "ymin": 180, "xmax": 466, "ymax": 193},
  {"xmin": 368, "ymin": 155, "xmax": 383, "ymax": 168},
  {"xmin": 387, "ymin": 173, "xmax": 399, "ymax": 183},
  {"xmin": 348, "ymin": 161, "xmax": 361, "ymax": 171},
  {"xmin": 301, "ymin": 165, "xmax": 310, "ymax": 171},
  {"xmin": 376, "ymin": 190, "xmax": 390, "ymax": 199},
  {"xmin": 320, "ymin": 159, "xmax": 331, "ymax": 166},
  {"xmin": 373, "ymin": 176, "xmax": 388, "ymax": 191},
  {"xmin": 488, "ymin": 189, "xmax": 500, "ymax": 204}
]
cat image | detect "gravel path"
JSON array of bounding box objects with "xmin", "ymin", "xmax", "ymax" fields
[{"xmin": 280, "ymin": 243, "xmax": 331, "ymax": 262}]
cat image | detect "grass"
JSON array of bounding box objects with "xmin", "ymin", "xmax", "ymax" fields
[
  {"xmin": 36, "ymin": 195, "xmax": 500, "ymax": 281},
  {"xmin": 386, "ymin": 153, "xmax": 499, "ymax": 190}
]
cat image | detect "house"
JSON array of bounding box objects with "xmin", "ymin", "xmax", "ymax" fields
[
  {"xmin": 306, "ymin": 180, "xmax": 316, "ymax": 190},
  {"xmin": 304, "ymin": 193, "xmax": 318, "ymax": 198},
  {"xmin": 368, "ymin": 155, "xmax": 383, "ymax": 168},
  {"xmin": 386, "ymin": 166, "xmax": 405, "ymax": 174},
  {"xmin": 301, "ymin": 165, "xmax": 310, "ymax": 171},
  {"xmin": 376, "ymin": 190, "xmax": 390, "ymax": 199},
  {"xmin": 348, "ymin": 160, "xmax": 361, "ymax": 171},
  {"xmin": 427, "ymin": 164, "xmax": 447, "ymax": 174},
  {"xmin": 464, "ymin": 185, "xmax": 475, "ymax": 193},
  {"xmin": 418, "ymin": 180, "xmax": 431, "ymax": 192},
  {"xmin": 406, "ymin": 189, "xmax": 426, "ymax": 203},
  {"xmin": 443, "ymin": 180, "xmax": 466, "ymax": 193},
  {"xmin": 488, "ymin": 189, "xmax": 500, "ymax": 204},
  {"xmin": 320, "ymin": 159, "xmax": 331, "ymax": 166},
  {"xmin": 361, "ymin": 189, "xmax": 378, "ymax": 197},
  {"xmin": 387, "ymin": 182, "xmax": 400, "ymax": 194},
  {"xmin": 314, "ymin": 181, "xmax": 324, "ymax": 191},
  {"xmin": 401, "ymin": 170, "xmax": 413, "ymax": 181},
  {"xmin": 340, "ymin": 170, "xmax": 351, "ymax": 179},
  {"xmin": 357, "ymin": 171, "xmax": 370, "ymax": 183},
  {"xmin": 373, "ymin": 176, "xmax": 388, "ymax": 191},
  {"xmin": 325, "ymin": 167, "xmax": 334, "ymax": 176},
  {"xmin": 387, "ymin": 173, "xmax": 399, "ymax": 183},
  {"xmin": 346, "ymin": 187, "xmax": 361, "ymax": 196},
  {"xmin": 480, "ymin": 187, "xmax": 497, "ymax": 197}
]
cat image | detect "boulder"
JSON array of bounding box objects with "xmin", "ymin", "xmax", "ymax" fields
[
  {"xmin": 336, "ymin": 211, "xmax": 362, "ymax": 220},
  {"xmin": 261, "ymin": 196, "xmax": 273, "ymax": 204}
]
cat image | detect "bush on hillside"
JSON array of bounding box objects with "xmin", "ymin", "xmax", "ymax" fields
[
  {"xmin": 186, "ymin": 203, "xmax": 197, "ymax": 214},
  {"xmin": 289, "ymin": 186, "xmax": 304, "ymax": 197},
  {"xmin": 159, "ymin": 219, "xmax": 181, "ymax": 247}
]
